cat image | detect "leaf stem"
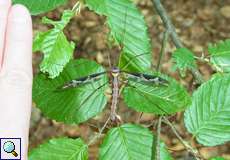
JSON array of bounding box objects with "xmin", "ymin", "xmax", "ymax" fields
[
  {"xmin": 152, "ymin": 0, "xmax": 205, "ymax": 84},
  {"xmin": 88, "ymin": 117, "xmax": 110, "ymax": 146},
  {"xmin": 155, "ymin": 116, "xmax": 162, "ymax": 160},
  {"xmin": 156, "ymin": 30, "xmax": 169, "ymax": 71},
  {"xmin": 162, "ymin": 117, "xmax": 203, "ymax": 160}
]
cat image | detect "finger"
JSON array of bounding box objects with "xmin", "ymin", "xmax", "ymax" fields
[
  {"xmin": 0, "ymin": 4, "xmax": 32, "ymax": 159},
  {"xmin": 0, "ymin": 0, "xmax": 11, "ymax": 68},
  {"xmin": 1, "ymin": 4, "xmax": 32, "ymax": 88}
]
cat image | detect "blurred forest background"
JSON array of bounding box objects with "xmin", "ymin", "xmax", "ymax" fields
[{"xmin": 30, "ymin": 0, "xmax": 230, "ymax": 159}]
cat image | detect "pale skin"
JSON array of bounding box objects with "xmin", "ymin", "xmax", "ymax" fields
[{"xmin": 0, "ymin": 0, "xmax": 32, "ymax": 159}]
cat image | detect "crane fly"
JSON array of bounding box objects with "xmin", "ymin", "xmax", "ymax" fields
[
  {"xmin": 53, "ymin": 4, "xmax": 170, "ymax": 122},
  {"xmin": 57, "ymin": 66, "xmax": 169, "ymax": 122}
]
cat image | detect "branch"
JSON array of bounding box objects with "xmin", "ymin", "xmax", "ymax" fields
[
  {"xmin": 155, "ymin": 116, "xmax": 162, "ymax": 160},
  {"xmin": 156, "ymin": 30, "xmax": 169, "ymax": 71},
  {"xmin": 152, "ymin": 0, "xmax": 205, "ymax": 84},
  {"xmin": 162, "ymin": 117, "xmax": 203, "ymax": 160},
  {"xmin": 152, "ymin": 0, "xmax": 183, "ymax": 48}
]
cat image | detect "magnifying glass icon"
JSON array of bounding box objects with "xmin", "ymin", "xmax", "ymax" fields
[{"xmin": 3, "ymin": 141, "xmax": 18, "ymax": 157}]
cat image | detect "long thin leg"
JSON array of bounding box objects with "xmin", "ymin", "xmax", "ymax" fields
[{"xmin": 124, "ymin": 82, "xmax": 169, "ymax": 115}]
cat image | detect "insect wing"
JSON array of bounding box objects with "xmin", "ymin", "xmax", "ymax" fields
[
  {"xmin": 123, "ymin": 71, "xmax": 168, "ymax": 86},
  {"xmin": 58, "ymin": 72, "xmax": 107, "ymax": 90}
]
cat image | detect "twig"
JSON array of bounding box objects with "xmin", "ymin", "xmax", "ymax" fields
[
  {"xmin": 152, "ymin": 0, "xmax": 183, "ymax": 48},
  {"xmin": 72, "ymin": 1, "xmax": 81, "ymax": 13},
  {"xmin": 156, "ymin": 30, "xmax": 169, "ymax": 71},
  {"xmin": 194, "ymin": 55, "xmax": 210, "ymax": 63},
  {"xmin": 152, "ymin": 0, "xmax": 204, "ymax": 84},
  {"xmin": 136, "ymin": 112, "xmax": 143, "ymax": 123},
  {"xmin": 155, "ymin": 116, "xmax": 162, "ymax": 160},
  {"xmin": 88, "ymin": 117, "xmax": 110, "ymax": 146},
  {"xmin": 162, "ymin": 117, "xmax": 203, "ymax": 160}
]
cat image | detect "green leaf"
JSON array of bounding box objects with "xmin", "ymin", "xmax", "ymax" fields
[
  {"xmin": 208, "ymin": 39, "xmax": 230, "ymax": 72},
  {"xmin": 122, "ymin": 74, "xmax": 191, "ymax": 115},
  {"xmin": 209, "ymin": 157, "xmax": 226, "ymax": 160},
  {"xmin": 172, "ymin": 48, "xmax": 197, "ymax": 77},
  {"xmin": 12, "ymin": 0, "xmax": 67, "ymax": 15},
  {"xmin": 184, "ymin": 74, "xmax": 230, "ymax": 146},
  {"xmin": 29, "ymin": 138, "xmax": 88, "ymax": 160},
  {"xmin": 33, "ymin": 10, "xmax": 75, "ymax": 78},
  {"xmin": 85, "ymin": 0, "xmax": 152, "ymax": 72},
  {"xmin": 99, "ymin": 124, "xmax": 173, "ymax": 160},
  {"xmin": 33, "ymin": 59, "xmax": 109, "ymax": 124},
  {"xmin": 85, "ymin": 0, "xmax": 106, "ymax": 14}
]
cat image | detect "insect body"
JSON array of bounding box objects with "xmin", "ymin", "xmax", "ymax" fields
[
  {"xmin": 59, "ymin": 67, "xmax": 168, "ymax": 121},
  {"xmin": 110, "ymin": 67, "xmax": 121, "ymax": 122}
]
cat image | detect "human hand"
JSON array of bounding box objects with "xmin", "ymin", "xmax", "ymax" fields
[{"xmin": 0, "ymin": 0, "xmax": 32, "ymax": 159}]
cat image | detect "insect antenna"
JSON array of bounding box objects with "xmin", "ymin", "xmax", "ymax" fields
[
  {"xmin": 119, "ymin": 52, "xmax": 151, "ymax": 71},
  {"xmin": 107, "ymin": 50, "xmax": 112, "ymax": 69}
]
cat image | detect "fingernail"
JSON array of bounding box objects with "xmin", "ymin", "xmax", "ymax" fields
[
  {"xmin": 0, "ymin": 0, "xmax": 11, "ymax": 6},
  {"xmin": 10, "ymin": 4, "xmax": 31, "ymax": 22}
]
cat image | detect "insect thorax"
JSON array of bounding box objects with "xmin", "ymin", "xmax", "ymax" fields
[{"xmin": 111, "ymin": 67, "xmax": 120, "ymax": 77}]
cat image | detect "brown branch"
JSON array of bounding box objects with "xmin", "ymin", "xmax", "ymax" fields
[
  {"xmin": 152, "ymin": 0, "xmax": 205, "ymax": 84},
  {"xmin": 155, "ymin": 116, "xmax": 162, "ymax": 160},
  {"xmin": 162, "ymin": 117, "xmax": 204, "ymax": 160},
  {"xmin": 156, "ymin": 30, "xmax": 169, "ymax": 71}
]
